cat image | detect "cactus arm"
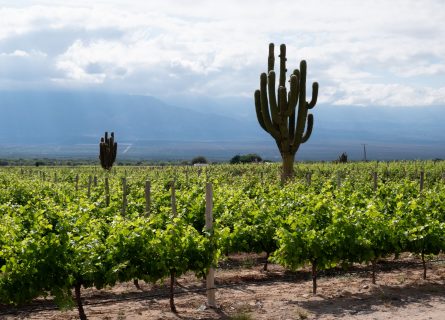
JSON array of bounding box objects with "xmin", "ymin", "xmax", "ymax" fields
[
  {"xmin": 268, "ymin": 43, "xmax": 275, "ymax": 72},
  {"xmin": 110, "ymin": 134, "xmax": 114, "ymax": 151},
  {"xmin": 260, "ymin": 73, "xmax": 280, "ymax": 140},
  {"xmin": 277, "ymin": 44, "xmax": 287, "ymax": 116},
  {"xmin": 277, "ymin": 86, "xmax": 290, "ymax": 152},
  {"xmin": 290, "ymin": 69, "xmax": 301, "ymax": 117},
  {"xmin": 288, "ymin": 112, "xmax": 296, "ymax": 142},
  {"xmin": 292, "ymin": 91, "xmax": 310, "ymax": 153},
  {"xmin": 277, "ymin": 44, "xmax": 290, "ymax": 138},
  {"xmin": 287, "ymin": 71, "xmax": 300, "ymax": 141},
  {"xmin": 278, "ymin": 44, "xmax": 287, "ymax": 88},
  {"xmin": 99, "ymin": 138, "xmax": 104, "ymax": 158},
  {"xmin": 301, "ymin": 114, "xmax": 314, "ymax": 143},
  {"xmin": 254, "ymin": 90, "xmax": 267, "ymax": 132},
  {"xmin": 106, "ymin": 134, "xmax": 110, "ymax": 168},
  {"xmin": 287, "ymin": 73, "xmax": 299, "ymax": 116},
  {"xmin": 112, "ymin": 142, "xmax": 117, "ymax": 163},
  {"xmin": 299, "ymin": 60, "xmax": 307, "ymax": 106},
  {"xmin": 287, "ymin": 91, "xmax": 293, "ymax": 113},
  {"xmin": 292, "ymin": 101, "xmax": 307, "ymax": 151},
  {"xmin": 290, "ymin": 60, "xmax": 308, "ymax": 146},
  {"xmin": 111, "ymin": 133, "xmax": 116, "ymax": 167},
  {"xmin": 308, "ymin": 82, "xmax": 319, "ymax": 109},
  {"xmin": 267, "ymin": 71, "xmax": 280, "ymax": 124},
  {"xmin": 278, "ymin": 86, "xmax": 288, "ymax": 116},
  {"xmin": 287, "ymin": 73, "xmax": 297, "ymax": 136}
]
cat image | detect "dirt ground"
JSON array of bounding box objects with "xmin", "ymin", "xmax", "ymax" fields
[{"xmin": 1, "ymin": 254, "xmax": 444, "ymax": 320}]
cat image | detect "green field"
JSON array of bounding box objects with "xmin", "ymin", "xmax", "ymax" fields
[{"xmin": 0, "ymin": 161, "xmax": 444, "ymax": 317}]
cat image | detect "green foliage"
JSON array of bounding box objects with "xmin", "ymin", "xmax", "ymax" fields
[
  {"xmin": 230, "ymin": 154, "xmax": 263, "ymax": 164},
  {"xmin": 1, "ymin": 161, "xmax": 445, "ymax": 312},
  {"xmin": 273, "ymin": 184, "xmax": 340, "ymax": 271},
  {"xmin": 191, "ymin": 156, "xmax": 208, "ymax": 165}
]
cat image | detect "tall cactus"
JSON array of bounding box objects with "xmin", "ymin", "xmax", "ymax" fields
[
  {"xmin": 99, "ymin": 132, "xmax": 117, "ymax": 170},
  {"xmin": 254, "ymin": 43, "xmax": 318, "ymax": 182}
]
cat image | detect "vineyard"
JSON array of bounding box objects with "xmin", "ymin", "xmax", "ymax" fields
[{"xmin": 0, "ymin": 161, "xmax": 445, "ymax": 319}]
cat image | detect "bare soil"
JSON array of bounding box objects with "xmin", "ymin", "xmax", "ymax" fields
[{"xmin": 1, "ymin": 254, "xmax": 444, "ymax": 320}]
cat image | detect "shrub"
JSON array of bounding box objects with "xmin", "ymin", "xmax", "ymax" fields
[
  {"xmin": 230, "ymin": 154, "xmax": 262, "ymax": 164},
  {"xmin": 191, "ymin": 156, "xmax": 208, "ymax": 165}
]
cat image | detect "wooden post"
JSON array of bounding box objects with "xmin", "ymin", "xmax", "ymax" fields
[
  {"xmin": 75, "ymin": 174, "xmax": 79, "ymax": 191},
  {"xmin": 105, "ymin": 177, "xmax": 110, "ymax": 207},
  {"xmin": 171, "ymin": 180, "xmax": 177, "ymax": 217},
  {"xmin": 93, "ymin": 176, "xmax": 97, "ymax": 187},
  {"xmin": 122, "ymin": 177, "xmax": 127, "ymax": 215},
  {"xmin": 54, "ymin": 172, "xmax": 57, "ymax": 183},
  {"xmin": 205, "ymin": 182, "xmax": 216, "ymax": 307},
  {"xmin": 145, "ymin": 180, "xmax": 151, "ymax": 216},
  {"xmin": 373, "ymin": 172, "xmax": 378, "ymax": 191},
  {"xmin": 420, "ymin": 171, "xmax": 424, "ymax": 192},
  {"xmin": 87, "ymin": 176, "xmax": 92, "ymax": 198},
  {"xmin": 306, "ymin": 172, "xmax": 312, "ymax": 186}
]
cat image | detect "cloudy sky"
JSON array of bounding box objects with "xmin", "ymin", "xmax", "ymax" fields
[{"xmin": 0, "ymin": 0, "xmax": 444, "ymax": 107}]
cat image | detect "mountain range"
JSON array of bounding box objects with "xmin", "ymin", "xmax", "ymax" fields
[{"xmin": 0, "ymin": 91, "xmax": 444, "ymax": 161}]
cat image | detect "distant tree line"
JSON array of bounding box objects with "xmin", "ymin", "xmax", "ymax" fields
[
  {"xmin": 0, "ymin": 154, "xmax": 267, "ymax": 167},
  {"xmin": 230, "ymin": 153, "xmax": 262, "ymax": 164},
  {"xmin": 191, "ymin": 156, "xmax": 208, "ymax": 165}
]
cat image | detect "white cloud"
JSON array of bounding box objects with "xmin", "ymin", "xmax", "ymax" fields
[
  {"xmin": 326, "ymin": 83, "xmax": 445, "ymax": 107},
  {"xmin": 0, "ymin": 49, "xmax": 46, "ymax": 57},
  {"xmin": 392, "ymin": 64, "xmax": 445, "ymax": 77},
  {"xmin": 3, "ymin": 49, "xmax": 28, "ymax": 57},
  {"xmin": 0, "ymin": 0, "xmax": 444, "ymax": 106}
]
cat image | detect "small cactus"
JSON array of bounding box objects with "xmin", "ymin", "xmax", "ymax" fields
[
  {"xmin": 99, "ymin": 132, "xmax": 117, "ymax": 170},
  {"xmin": 338, "ymin": 152, "xmax": 348, "ymax": 163}
]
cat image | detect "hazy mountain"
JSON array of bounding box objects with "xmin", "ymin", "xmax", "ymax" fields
[
  {"xmin": 1, "ymin": 91, "xmax": 445, "ymax": 161},
  {"xmin": 0, "ymin": 91, "xmax": 260, "ymax": 144}
]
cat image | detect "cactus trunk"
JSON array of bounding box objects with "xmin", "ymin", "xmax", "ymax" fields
[{"xmin": 282, "ymin": 153, "xmax": 295, "ymax": 182}]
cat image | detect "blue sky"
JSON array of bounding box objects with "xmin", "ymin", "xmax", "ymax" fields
[{"xmin": 0, "ymin": 0, "xmax": 444, "ymax": 107}]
